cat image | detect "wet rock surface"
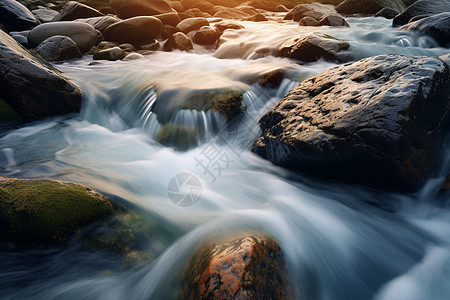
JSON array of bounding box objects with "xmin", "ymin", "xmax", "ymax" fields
[
  {"xmin": 400, "ymin": 12, "xmax": 450, "ymax": 48},
  {"xmin": 393, "ymin": 0, "xmax": 450, "ymax": 26},
  {"xmin": 35, "ymin": 35, "xmax": 82, "ymax": 61},
  {"xmin": 0, "ymin": 0, "xmax": 40, "ymax": 32},
  {"xmin": 253, "ymin": 55, "xmax": 450, "ymax": 192}
]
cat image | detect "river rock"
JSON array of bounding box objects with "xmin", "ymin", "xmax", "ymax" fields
[
  {"xmin": 0, "ymin": 0, "xmax": 40, "ymax": 32},
  {"xmin": 252, "ymin": 55, "xmax": 450, "ymax": 192},
  {"xmin": 179, "ymin": 0, "xmax": 215, "ymax": 15},
  {"xmin": 123, "ymin": 52, "xmax": 145, "ymax": 60},
  {"xmin": 163, "ymin": 32, "xmax": 192, "ymax": 51},
  {"xmin": 319, "ymin": 15, "xmax": 349, "ymax": 27},
  {"xmin": 28, "ymin": 21, "xmax": 98, "ymax": 52},
  {"xmin": 193, "ymin": 25, "xmax": 220, "ymax": 45},
  {"xmin": 75, "ymin": 15, "xmax": 120, "ymax": 34},
  {"xmin": 278, "ymin": 33, "xmax": 350, "ymax": 63},
  {"xmin": 93, "ymin": 46, "xmax": 126, "ymax": 60},
  {"xmin": 0, "ymin": 176, "xmax": 114, "ymax": 245},
  {"xmin": 400, "ymin": 12, "xmax": 450, "ymax": 48},
  {"xmin": 153, "ymin": 12, "xmax": 181, "ymax": 26},
  {"xmin": 11, "ymin": 34, "xmax": 29, "ymax": 47},
  {"xmin": 180, "ymin": 235, "xmax": 291, "ymax": 299},
  {"xmin": 284, "ymin": 3, "xmax": 338, "ymax": 21},
  {"xmin": 0, "ymin": 29, "xmax": 82, "ymax": 120},
  {"xmin": 275, "ymin": 4, "xmax": 289, "ymax": 12},
  {"xmin": 375, "ymin": 7, "xmax": 400, "ymax": 19},
  {"xmin": 169, "ymin": 1, "xmax": 185, "ymax": 12},
  {"xmin": 109, "ymin": 0, "xmax": 174, "ymax": 19},
  {"xmin": 35, "ymin": 35, "xmax": 82, "ymax": 61},
  {"xmin": 176, "ymin": 17, "xmax": 208, "ymax": 34},
  {"xmin": 246, "ymin": 13, "xmax": 268, "ymax": 22},
  {"xmin": 393, "ymin": 0, "xmax": 450, "ymax": 26},
  {"xmin": 32, "ymin": 7, "xmax": 59, "ymax": 23},
  {"xmin": 337, "ymin": 0, "xmax": 405, "ymax": 16},
  {"xmin": 299, "ymin": 16, "xmax": 320, "ymax": 26},
  {"xmin": 52, "ymin": 1, "xmax": 104, "ymax": 22},
  {"xmin": 103, "ymin": 16, "xmax": 163, "ymax": 45},
  {"xmin": 214, "ymin": 20, "xmax": 244, "ymax": 32}
]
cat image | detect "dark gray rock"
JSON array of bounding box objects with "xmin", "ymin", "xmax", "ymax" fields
[
  {"xmin": 337, "ymin": 0, "xmax": 405, "ymax": 16},
  {"xmin": 52, "ymin": 1, "xmax": 104, "ymax": 22},
  {"xmin": 393, "ymin": 0, "xmax": 450, "ymax": 26},
  {"xmin": 32, "ymin": 7, "xmax": 59, "ymax": 23},
  {"xmin": 284, "ymin": 3, "xmax": 338, "ymax": 21},
  {"xmin": 28, "ymin": 21, "xmax": 98, "ymax": 52},
  {"xmin": 299, "ymin": 16, "xmax": 320, "ymax": 26},
  {"xmin": 0, "ymin": 0, "xmax": 40, "ymax": 32},
  {"xmin": 11, "ymin": 34, "xmax": 29, "ymax": 47},
  {"xmin": 400, "ymin": 12, "xmax": 450, "ymax": 47},
  {"xmin": 93, "ymin": 46, "xmax": 126, "ymax": 61},
  {"xmin": 278, "ymin": 33, "xmax": 351, "ymax": 63},
  {"xmin": 35, "ymin": 35, "xmax": 82, "ymax": 61},
  {"xmin": 375, "ymin": 7, "xmax": 400, "ymax": 19},
  {"xmin": 75, "ymin": 16, "xmax": 120, "ymax": 34},
  {"xmin": 252, "ymin": 55, "xmax": 450, "ymax": 192},
  {"xmin": 163, "ymin": 32, "xmax": 192, "ymax": 51},
  {"xmin": 103, "ymin": 16, "xmax": 163, "ymax": 46},
  {"xmin": 0, "ymin": 29, "xmax": 82, "ymax": 120}
]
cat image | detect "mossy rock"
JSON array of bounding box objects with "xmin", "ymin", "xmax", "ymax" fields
[
  {"xmin": 181, "ymin": 89, "xmax": 246, "ymax": 121},
  {"xmin": 121, "ymin": 250, "xmax": 155, "ymax": 269},
  {"xmin": 0, "ymin": 176, "xmax": 114, "ymax": 245},
  {"xmin": 0, "ymin": 99, "xmax": 21, "ymax": 123},
  {"xmin": 155, "ymin": 125, "xmax": 199, "ymax": 150}
]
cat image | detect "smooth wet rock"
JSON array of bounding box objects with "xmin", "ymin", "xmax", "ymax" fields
[
  {"xmin": 337, "ymin": 0, "xmax": 405, "ymax": 16},
  {"xmin": 176, "ymin": 17, "xmax": 208, "ymax": 34},
  {"xmin": 0, "ymin": 176, "xmax": 113, "ymax": 245},
  {"xmin": 180, "ymin": 235, "xmax": 291, "ymax": 300},
  {"xmin": 278, "ymin": 33, "xmax": 350, "ymax": 63},
  {"xmin": 299, "ymin": 16, "xmax": 320, "ymax": 26},
  {"xmin": 52, "ymin": 1, "xmax": 104, "ymax": 22},
  {"xmin": 11, "ymin": 34, "xmax": 29, "ymax": 47},
  {"xmin": 32, "ymin": 7, "xmax": 59, "ymax": 23},
  {"xmin": 153, "ymin": 12, "xmax": 181, "ymax": 26},
  {"xmin": 93, "ymin": 46, "xmax": 126, "ymax": 61},
  {"xmin": 110, "ymin": 0, "xmax": 174, "ymax": 19},
  {"xmin": 163, "ymin": 32, "xmax": 192, "ymax": 51},
  {"xmin": 155, "ymin": 125, "xmax": 198, "ymax": 150},
  {"xmin": 246, "ymin": 13, "xmax": 268, "ymax": 22},
  {"xmin": 393, "ymin": 0, "xmax": 450, "ymax": 26},
  {"xmin": 169, "ymin": 1, "xmax": 185, "ymax": 12},
  {"xmin": 179, "ymin": 0, "xmax": 215, "ymax": 15},
  {"xmin": 103, "ymin": 16, "xmax": 163, "ymax": 45},
  {"xmin": 319, "ymin": 15, "xmax": 349, "ymax": 27},
  {"xmin": 214, "ymin": 20, "xmax": 244, "ymax": 32},
  {"xmin": 274, "ymin": 4, "xmax": 289, "ymax": 12},
  {"xmin": 260, "ymin": 70, "xmax": 284, "ymax": 89},
  {"xmin": 400, "ymin": 12, "xmax": 450, "ymax": 47},
  {"xmin": 193, "ymin": 25, "xmax": 220, "ymax": 45},
  {"xmin": 75, "ymin": 15, "xmax": 120, "ymax": 34},
  {"xmin": 123, "ymin": 52, "xmax": 145, "ymax": 60},
  {"xmin": 0, "ymin": 29, "xmax": 82, "ymax": 120},
  {"xmin": 284, "ymin": 3, "xmax": 338, "ymax": 21},
  {"xmin": 28, "ymin": 21, "xmax": 98, "ymax": 52},
  {"xmin": 375, "ymin": 7, "xmax": 400, "ymax": 19},
  {"xmin": 253, "ymin": 55, "xmax": 450, "ymax": 192},
  {"xmin": 119, "ymin": 43, "xmax": 137, "ymax": 51},
  {"xmin": 35, "ymin": 35, "xmax": 82, "ymax": 61},
  {"xmin": 0, "ymin": 0, "xmax": 40, "ymax": 32},
  {"xmin": 139, "ymin": 40, "xmax": 160, "ymax": 51}
]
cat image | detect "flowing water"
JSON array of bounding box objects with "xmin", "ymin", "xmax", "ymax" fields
[{"xmin": 1, "ymin": 17, "xmax": 449, "ymax": 299}]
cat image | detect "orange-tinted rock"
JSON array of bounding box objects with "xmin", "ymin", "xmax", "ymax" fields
[
  {"xmin": 109, "ymin": 0, "xmax": 174, "ymax": 19},
  {"xmin": 176, "ymin": 17, "xmax": 209, "ymax": 33},
  {"xmin": 193, "ymin": 26, "xmax": 220, "ymax": 45},
  {"xmin": 180, "ymin": 235, "xmax": 292, "ymax": 299},
  {"xmin": 103, "ymin": 16, "xmax": 163, "ymax": 45}
]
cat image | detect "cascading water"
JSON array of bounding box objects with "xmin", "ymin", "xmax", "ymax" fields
[{"xmin": 0, "ymin": 17, "xmax": 449, "ymax": 300}]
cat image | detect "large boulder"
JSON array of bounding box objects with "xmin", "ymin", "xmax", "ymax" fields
[
  {"xmin": 284, "ymin": 3, "xmax": 338, "ymax": 21},
  {"xmin": 176, "ymin": 17, "xmax": 208, "ymax": 34},
  {"xmin": 35, "ymin": 35, "xmax": 82, "ymax": 61},
  {"xmin": 0, "ymin": 176, "xmax": 114, "ymax": 245},
  {"xmin": 109, "ymin": 0, "xmax": 174, "ymax": 19},
  {"xmin": 0, "ymin": 29, "xmax": 82, "ymax": 120},
  {"xmin": 400, "ymin": 12, "xmax": 450, "ymax": 48},
  {"xmin": 153, "ymin": 12, "xmax": 181, "ymax": 26},
  {"xmin": 52, "ymin": 1, "xmax": 104, "ymax": 22},
  {"xmin": 337, "ymin": 0, "xmax": 406, "ymax": 16},
  {"xmin": 103, "ymin": 16, "xmax": 163, "ymax": 45},
  {"xmin": 75, "ymin": 15, "xmax": 120, "ymax": 34},
  {"xmin": 278, "ymin": 33, "xmax": 351, "ymax": 63},
  {"xmin": 0, "ymin": 0, "xmax": 40, "ymax": 32},
  {"xmin": 393, "ymin": 0, "xmax": 450, "ymax": 26},
  {"xmin": 180, "ymin": 235, "xmax": 291, "ymax": 299},
  {"xmin": 252, "ymin": 55, "xmax": 450, "ymax": 192},
  {"xmin": 28, "ymin": 21, "xmax": 98, "ymax": 52}
]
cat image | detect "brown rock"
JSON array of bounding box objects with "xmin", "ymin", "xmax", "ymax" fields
[
  {"xmin": 163, "ymin": 31, "xmax": 192, "ymax": 51},
  {"xmin": 153, "ymin": 12, "xmax": 181, "ymax": 26},
  {"xmin": 103, "ymin": 16, "xmax": 163, "ymax": 45},
  {"xmin": 284, "ymin": 3, "xmax": 338, "ymax": 21},
  {"xmin": 193, "ymin": 26, "xmax": 220, "ymax": 45},
  {"xmin": 299, "ymin": 16, "xmax": 320, "ymax": 26},
  {"xmin": 214, "ymin": 20, "xmax": 244, "ymax": 32},
  {"xmin": 176, "ymin": 17, "xmax": 209, "ymax": 33},
  {"xmin": 109, "ymin": 0, "xmax": 174, "ymax": 19},
  {"xmin": 180, "ymin": 235, "xmax": 292, "ymax": 300},
  {"xmin": 52, "ymin": 1, "xmax": 104, "ymax": 22},
  {"xmin": 75, "ymin": 16, "xmax": 120, "ymax": 34},
  {"xmin": 319, "ymin": 15, "xmax": 349, "ymax": 27},
  {"xmin": 260, "ymin": 70, "xmax": 284, "ymax": 89}
]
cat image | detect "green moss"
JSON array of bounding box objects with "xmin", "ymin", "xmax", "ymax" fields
[
  {"xmin": 0, "ymin": 99, "xmax": 21, "ymax": 123},
  {"xmin": 182, "ymin": 90, "xmax": 246, "ymax": 121},
  {"xmin": 85, "ymin": 220, "xmax": 136, "ymax": 256},
  {"xmin": 0, "ymin": 178, "xmax": 114, "ymax": 244},
  {"xmin": 121, "ymin": 250, "xmax": 154, "ymax": 268},
  {"xmin": 155, "ymin": 125, "xmax": 198, "ymax": 150}
]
